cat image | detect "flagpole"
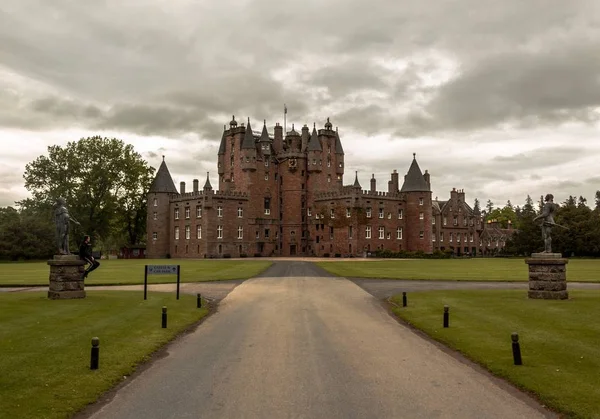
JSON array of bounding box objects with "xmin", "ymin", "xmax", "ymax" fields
[{"xmin": 284, "ymin": 103, "xmax": 287, "ymax": 135}]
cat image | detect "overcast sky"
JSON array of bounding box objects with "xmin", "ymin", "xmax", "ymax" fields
[{"xmin": 1, "ymin": 0, "xmax": 600, "ymax": 209}]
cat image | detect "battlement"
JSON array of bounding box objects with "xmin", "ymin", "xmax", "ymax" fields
[
  {"xmin": 314, "ymin": 187, "xmax": 403, "ymax": 201},
  {"xmin": 170, "ymin": 189, "xmax": 249, "ymax": 203}
]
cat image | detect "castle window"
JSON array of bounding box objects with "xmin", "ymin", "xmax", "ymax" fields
[
  {"xmin": 386, "ymin": 232, "xmax": 391, "ymax": 239},
  {"xmin": 457, "ymin": 233, "xmax": 461, "ymax": 242},
  {"xmin": 419, "ymin": 212, "xmax": 424, "ymax": 220},
  {"xmin": 230, "ymin": 156, "xmax": 234, "ymax": 166},
  {"xmin": 313, "ymin": 159, "xmax": 316, "ymax": 165},
  {"xmin": 419, "ymin": 198, "xmax": 424, "ymax": 205},
  {"xmin": 238, "ymin": 207, "xmax": 243, "ymax": 218},
  {"xmin": 470, "ymin": 218, "xmax": 474, "ymax": 226},
  {"xmin": 453, "ymin": 216, "xmax": 458, "ymax": 226},
  {"xmin": 470, "ymin": 233, "xmax": 474, "ymax": 242},
  {"xmin": 443, "ymin": 217, "xmax": 447, "ymax": 226},
  {"xmin": 231, "ymin": 173, "xmax": 234, "ymax": 182},
  {"xmin": 238, "ymin": 226, "xmax": 243, "ymax": 239},
  {"xmin": 346, "ymin": 208, "xmax": 351, "ymax": 218},
  {"xmin": 339, "ymin": 162, "xmax": 343, "ymax": 168},
  {"xmin": 153, "ymin": 198, "xmax": 158, "ymax": 207},
  {"xmin": 265, "ymin": 228, "xmax": 270, "ymax": 238},
  {"xmin": 245, "ymin": 157, "xmax": 249, "ymax": 163},
  {"xmin": 197, "ymin": 225, "xmax": 202, "ymax": 239},
  {"xmin": 185, "ymin": 226, "xmax": 190, "ymax": 240},
  {"xmin": 196, "ymin": 207, "xmax": 202, "ymax": 218},
  {"xmin": 217, "ymin": 226, "xmax": 223, "ymax": 239},
  {"xmin": 153, "ymin": 212, "xmax": 157, "ymax": 220},
  {"xmin": 449, "ymin": 233, "xmax": 453, "ymax": 242},
  {"xmin": 265, "ymin": 160, "xmax": 269, "ymax": 167},
  {"xmin": 327, "ymin": 175, "xmax": 331, "ymax": 183},
  {"xmin": 217, "ymin": 206, "xmax": 223, "ymax": 217},
  {"xmin": 365, "ymin": 226, "xmax": 372, "ymax": 239},
  {"xmin": 174, "ymin": 208, "xmax": 180, "ymax": 220},
  {"xmin": 378, "ymin": 208, "xmax": 384, "ymax": 219},
  {"xmin": 432, "ymin": 233, "xmax": 436, "ymax": 242},
  {"xmin": 419, "ymin": 231, "xmax": 424, "ymax": 239},
  {"xmin": 308, "ymin": 208, "xmax": 312, "ymax": 216},
  {"xmin": 387, "ymin": 212, "xmax": 391, "ymax": 219},
  {"xmin": 463, "ymin": 217, "xmax": 467, "ymax": 226},
  {"xmin": 398, "ymin": 209, "xmax": 403, "ymax": 219},
  {"xmin": 328, "ymin": 145, "xmax": 331, "ymax": 154},
  {"xmin": 432, "ymin": 217, "xmax": 435, "ymax": 225},
  {"xmin": 327, "ymin": 158, "xmax": 331, "ymax": 167},
  {"xmin": 366, "ymin": 207, "xmax": 372, "ymax": 218},
  {"xmin": 378, "ymin": 227, "xmax": 385, "ymax": 239},
  {"xmin": 337, "ymin": 175, "xmax": 342, "ymax": 180},
  {"xmin": 440, "ymin": 232, "xmax": 444, "ymax": 242},
  {"xmin": 256, "ymin": 230, "xmax": 259, "ymax": 239},
  {"xmin": 397, "ymin": 228, "xmax": 402, "ymax": 239},
  {"xmin": 185, "ymin": 207, "xmax": 190, "ymax": 219},
  {"xmin": 349, "ymin": 226, "xmax": 353, "ymax": 239},
  {"xmin": 329, "ymin": 227, "xmax": 333, "ymax": 240},
  {"xmin": 152, "ymin": 232, "xmax": 157, "ymax": 241},
  {"xmin": 174, "ymin": 227, "xmax": 180, "ymax": 240},
  {"xmin": 330, "ymin": 209, "xmax": 335, "ymax": 218},
  {"xmin": 264, "ymin": 197, "xmax": 271, "ymax": 215}
]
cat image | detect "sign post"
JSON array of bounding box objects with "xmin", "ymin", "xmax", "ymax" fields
[{"xmin": 144, "ymin": 265, "xmax": 181, "ymax": 300}]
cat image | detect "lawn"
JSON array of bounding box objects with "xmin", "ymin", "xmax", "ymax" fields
[
  {"xmin": 0, "ymin": 291, "xmax": 209, "ymax": 419},
  {"xmin": 316, "ymin": 258, "xmax": 600, "ymax": 282},
  {"xmin": 0, "ymin": 259, "xmax": 273, "ymax": 286},
  {"xmin": 390, "ymin": 289, "xmax": 600, "ymax": 419}
]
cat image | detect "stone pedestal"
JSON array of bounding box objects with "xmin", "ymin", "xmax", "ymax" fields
[
  {"xmin": 47, "ymin": 255, "xmax": 86, "ymax": 299},
  {"xmin": 525, "ymin": 253, "xmax": 568, "ymax": 300}
]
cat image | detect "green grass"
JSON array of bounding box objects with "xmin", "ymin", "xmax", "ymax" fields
[
  {"xmin": 0, "ymin": 291, "xmax": 209, "ymax": 419},
  {"xmin": 0, "ymin": 259, "xmax": 273, "ymax": 286},
  {"xmin": 390, "ymin": 289, "xmax": 600, "ymax": 419},
  {"xmin": 316, "ymin": 258, "xmax": 600, "ymax": 282}
]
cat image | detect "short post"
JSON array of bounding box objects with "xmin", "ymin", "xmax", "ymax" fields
[
  {"xmin": 176, "ymin": 265, "xmax": 181, "ymax": 300},
  {"xmin": 90, "ymin": 337, "xmax": 100, "ymax": 370},
  {"xmin": 512, "ymin": 332, "xmax": 522, "ymax": 365},
  {"xmin": 162, "ymin": 306, "xmax": 167, "ymax": 328},
  {"xmin": 143, "ymin": 265, "xmax": 148, "ymax": 300},
  {"xmin": 402, "ymin": 292, "xmax": 407, "ymax": 307},
  {"xmin": 197, "ymin": 293, "xmax": 202, "ymax": 308},
  {"xmin": 443, "ymin": 305, "xmax": 449, "ymax": 328}
]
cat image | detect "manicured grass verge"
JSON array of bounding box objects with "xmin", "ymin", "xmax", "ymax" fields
[
  {"xmin": 316, "ymin": 258, "xmax": 600, "ymax": 282},
  {"xmin": 390, "ymin": 289, "xmax": 600, "ymax": 419},
  {"xmin": 0, "ymin": 259, "xmax": 273, "ymax": 286},
  {"xmin": 0, "ymin": 291, "xmax": 209, "ymax": 419}
]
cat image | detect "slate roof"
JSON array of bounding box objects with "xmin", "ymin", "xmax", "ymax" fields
[
  {"xmin": 203, "ymin": 172, "xmax": 212, "ymax": 190},
  {"xmin": 353, "ymin": 171, "xmax": 361, "ymax": 188},
  {"xmin": 400, "ymin": 154, "xmax": 430, "ymax": 192},
  {"xmin": 335, "ymin": 129, "xmax": 344, "ymax": 154},
  {"xmin": 259, "ymin": 121, "xmax": 271, "ymax": 142},
  {"xmin": 149, "ymin": 159, "xmax": 178, "ymax": 194},
  {"xmin": 218, "ymin": 125, "xmax": 226, "ymax": 155},
  {"xmin": 307, "ymin": 125, "xmax": 322, "ymax": 151},
  {"xmin": 241, "ymin": 120, "xmax": 256, "ymax": 149}
]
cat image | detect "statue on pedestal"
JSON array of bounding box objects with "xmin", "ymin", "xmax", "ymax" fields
[
  {"xmin": 532, "ymin": 193, "xmax": 566, "ymax": 253},
  {"xmin": 54, "ymin": 197, "xmax": 81, "ymax": 255}
]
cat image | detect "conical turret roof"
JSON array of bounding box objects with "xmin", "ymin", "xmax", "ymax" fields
[
  {"xmin": 400, "ymin": 153, "xmax": 430, "ymax": 192},
  {"xmin": 241, "ymin": 119, "xmax": 256, "ymax": 149},
  {"xmin": 218, "ymin": 125, "xmax": 227, "ymax": 155},
  {"xmin": 353, "ymin": 171, "xmax": 361, "ymax": 188},
  {"xmin": 203, "ymin": 172, "xmax": 212, "ymax": 190},
  {"xmin": 149, "ymin": 158, "xmax": 178, "ymax": 194},
  {"xmin": 335, "ymin": 128, "xmax": 344, "ymax": 154},
  {"xmin": 259, "ymin": 120, "xmax": 270, "ymax": 142},
  {"xmin": 307, "ymin": 124, "xmax": 322, "ymax": 151}
]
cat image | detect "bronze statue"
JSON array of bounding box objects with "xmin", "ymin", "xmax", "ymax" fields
[
  {"xmin": 533, "ymin": 193, "xmax": 566, "ymax": 253},
  {"xmin": 54, "ymin": 197, "xmax": 81, "ymax": 255}
]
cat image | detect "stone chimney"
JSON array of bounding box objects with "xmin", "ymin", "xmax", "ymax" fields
[
  {"xmin": 370, "ymin": 174, "xmax": 376, "ymax": 192},
  {"xmin": 193, "ymin": 179, "xmax": 199, "ymax": 193},
  {"xmin": 180, "ymin": 181, "xmax": 186, "ymax": 195},
  {"xmin": 391, "ymin": 169, "xmax": 399, "ymax": 192},
  {"xmin": 424, "ymin": 170, "xmax": 430, "ymax": 190}
]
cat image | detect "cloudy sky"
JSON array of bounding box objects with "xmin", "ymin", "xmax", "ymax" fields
[{"xmin": 1, "ymin": 0, "xmax": 600, "ymax": 209}]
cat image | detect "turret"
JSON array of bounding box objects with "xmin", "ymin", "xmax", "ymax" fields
[
  {"xmin": 241, "ymin": 119, "xmax": 257, "ymax": 172},
  {"xmin": 286, "ymin": 124, "xmax": 301, "ymax": 152},
  {"xmin": 258, "ymin": 120, "xmax": 272, "ymax": 158},
  {"xmin": 217, "ymin": 125, "xmax": 226, "ymax": 177},
  {"xmin": 307, "ymin": 124, "xmax": 322, "ymax": 173},
  {"xmin": 400, "ymin": 153, "xmax": 432, "ymax": 253},
  {"xmin": 353, "ymin": 171, "xmax": 361, "ymax": 189},
  {"xmin": 146, "ymin": 156, "xmax": 178, "ymax": 258}
]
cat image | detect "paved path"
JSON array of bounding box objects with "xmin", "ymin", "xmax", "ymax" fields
[{"xmin": 80, "ymin": 262, "xmax": 556, "ymax": 419}]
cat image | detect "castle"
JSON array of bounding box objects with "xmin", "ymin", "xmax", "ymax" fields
[{"xmin": 146, "ymin": 116, "xmax": 513, "ymax": 258}]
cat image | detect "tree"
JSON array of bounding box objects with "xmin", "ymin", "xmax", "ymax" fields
[
  {"xmin": 486, "ymin": 199, "xmax": 494, "ymax": 214},
  {"xmin": 0, "ymin": 206, "xmax": 55, "ymax": 260},
  {"xmin": 23, "ymin": 137, "xmax": 155, "ymax": 249},
  {"xmin": 595, "ymin": 190, "xmax": 600, "ymax": 211}
]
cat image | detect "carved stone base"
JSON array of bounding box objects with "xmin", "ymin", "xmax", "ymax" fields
[
  {"xmin": 525, "ymin": 254, "xmax": 568, "ymax": 300},
  {"xmin": 47, "ymin": 255, "xmax": 86, "ymax": 300}
]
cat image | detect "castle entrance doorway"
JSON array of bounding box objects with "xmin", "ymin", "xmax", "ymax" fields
[{"xmin": 290, "ymin": 245, "xmax": 297, "ymax": 256}]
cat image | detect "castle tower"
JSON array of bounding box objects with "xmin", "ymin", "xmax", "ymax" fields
[
  {"xmin": 146, "ymin": 157, "xmax": 178, "ymax": 258},
  {"xmin": 217, "ymin": 125, "xmax": 226, "ymax": 181},
  {"xmin": 335, "ymin": 126, "xmax": 345, "ymax": 186},
  {"xmin": 400, "ymin": 153, "xmax": 433, "ymax": 253}
]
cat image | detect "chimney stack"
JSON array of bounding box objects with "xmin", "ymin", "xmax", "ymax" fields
[
  {"xmin": 193, "ymin": 179, "xmax": 199, "ymax": 193},
  {"xmin": 180, "ymin": 181, "xmax": 186, "ymax": 195},
  {"xmin": 370, "ymin": 174, "xmax": 376, "ymax": 192}
]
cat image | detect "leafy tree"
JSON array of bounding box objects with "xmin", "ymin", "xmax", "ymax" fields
[
  {"xmin": 485, "ymin": 199, "xmax": 494, "ymax": 213},
  {"xmin": 595, "ymin": 190, "xmax": 600, "ymax": 211},
  {"xmin": 23, "ymin": 137, "xmax": 155, "ymax": 250},
  {"xmin": 0, "ymin": 206, "xmax": 55, "ymax": 260}
]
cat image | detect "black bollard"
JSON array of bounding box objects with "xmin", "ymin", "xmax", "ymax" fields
[
  {"xmin": 90, "ymin": 337, "xmax": 100, "ymax": 370},
  {"xmin": 402, "ymin": 292, "xmax": 407, "ymax": 307},
  {"xmin": 162, "ymin": 306, "xmax": 167, "ymax": 328},
  {"xmin": 197, "ymin": 293, "xmax": 202, "ymax": 308},
  {"xmin": 512, "ymin": 332, "xmax": 522, "ymax": 365},
  {"xmin": 443, "ymin": 305, "xmax": 449, "ymax": 328}
]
